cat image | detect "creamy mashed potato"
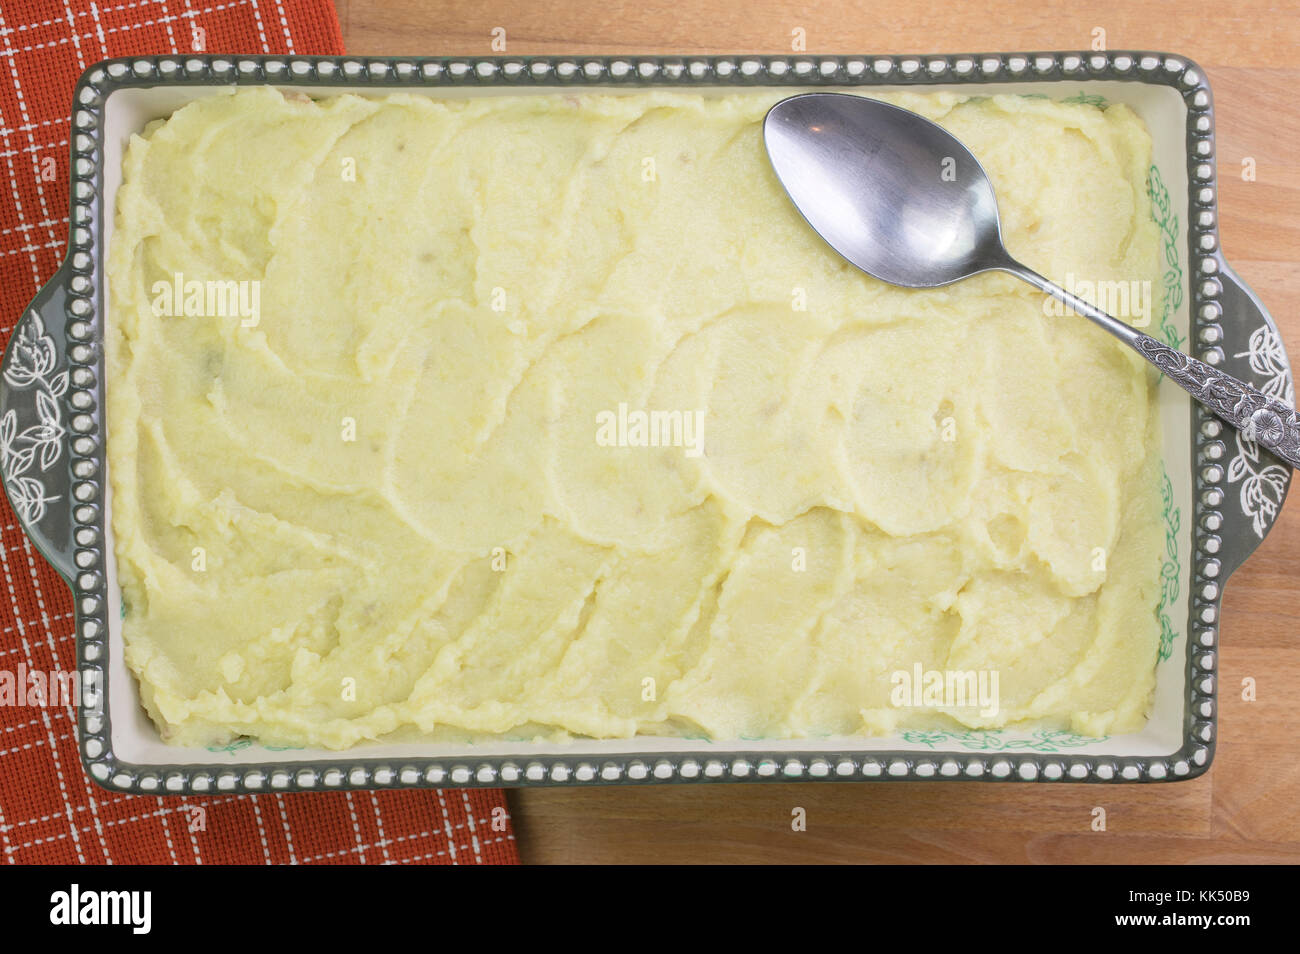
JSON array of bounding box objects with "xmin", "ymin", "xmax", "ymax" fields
[{"xmin": 107, "ymin": 86, "xmax": 1164, "ymax": 749}]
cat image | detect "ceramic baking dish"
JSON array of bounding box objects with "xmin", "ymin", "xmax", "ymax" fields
[{"xmin": 1, "ymin": 51, "xmax": 1290, "ymax": 793}]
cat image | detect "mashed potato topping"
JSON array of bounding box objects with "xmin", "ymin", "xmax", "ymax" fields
[{"xmin": 107, "ymin": 86, "xmax": 1164, "ymax": 749}]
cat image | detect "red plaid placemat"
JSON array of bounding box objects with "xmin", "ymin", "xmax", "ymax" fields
[{"xmin": 0, "ymin": 0, "xmax": 519, "ymax": 865}]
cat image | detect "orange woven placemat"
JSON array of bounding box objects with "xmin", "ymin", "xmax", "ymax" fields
[{"xmin": 0, "ymin": 0, "xmax": 518, "ymax": 865}]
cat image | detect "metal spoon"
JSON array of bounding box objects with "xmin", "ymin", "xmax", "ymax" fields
[{"xmin": 763, "ymin": 92, "xmax": 1300, "ymax": 468}]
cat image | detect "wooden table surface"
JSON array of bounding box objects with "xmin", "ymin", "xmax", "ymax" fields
[{"xmin": 334, "ymin": 0, "xmax": 1300, "ymax": 864}]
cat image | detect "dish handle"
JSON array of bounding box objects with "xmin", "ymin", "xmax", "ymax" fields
[
  {"xmin": 1, "ymin": 262, "xmax": 77, "ymax": 582},
  {"xmin": 1213, "ymin": 261, "xmax": 1293, "ymax": 577}
]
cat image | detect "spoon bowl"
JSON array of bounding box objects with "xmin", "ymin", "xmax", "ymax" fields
[{"xmin": 764, "ymin": 93, "xmax": 1010, "ymax": 287}]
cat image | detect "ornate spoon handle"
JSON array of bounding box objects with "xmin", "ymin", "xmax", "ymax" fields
[
  {"xmin": 1008, "ymin": 263, "xmax": 1300, "ymax": 469},
  {"xmin": 1131, "ymin": 333, "xmax": 1300, "ymax": 467}
]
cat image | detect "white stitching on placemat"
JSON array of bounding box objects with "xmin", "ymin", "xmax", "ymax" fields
[
  {"xmin": 298, "ymin": 843, "xmax": 366, "ymax": 863},
  {"xmin": 343, "ymin": 791, "xmax": 367, "ymax": 864},
  {"xmin": 0, "ymin": 93, "xmax": 41, "ymax": 289},
  {"xmin": 368, "ymin": 792, "xmax": 392, "ymax": 864},
  {"xmin": 297, "ymin": 825, "xmax": 435, "ymax": 864},
  {"xmin": 271, "ymin": 0, "xmax": 294, "ymax": 53},
  {"xmin": 101, "ymin": 16, "xmax": 195, "ymax": 40},
  {"xmin": 0, "ymin": 17, "xmax": 68, "ymax": 35},
  {"xmin": 0, "ymin": 140, "xmax": 69, "ymax": 165},
  {"xmin": 2, "ymin": 239, "xmax": 66, "ymax": 257},
  {"xmin": 64, "ymin": 5, "xmax": 87, "ymax": 70},
  {"xmin": 248, "ymin": 0, "xmax": 271, "ymax": 53},
  {"xmin": 2, "ymin": 611, "xmax": 73, "ymax": 632},
  {"xmin": 460, "ymin": 790, "xmax": 482, "ymax": 863},
  {"xmin": 395, "ymin": 835, "xmax": 514, "ymax": 865},
  {"xmin": 434, "ymin": 789, "xmax": 458, "ymax": 864},
  {"xmin": 248, "ymin": 795, "xmax": 274, "ymax": 864},
  {"xmin": 274, "ymin": 793, "xmax": 297, "ymax": 864},
  {"xmin": 0, "ymin": 6, "xmax": 63, "ymax": 297},
  {"xmin": 11, "ymin": 830, "xmax": 73, "ymax": 852},
  {"xmin": 13, "ymin": 805, "xmax": 194, "ymax": 853},
  {"xmin": 0, "ymin": 215, "xmax": 66, "ymax": 236},
  {"xmin": 91, "ymin": 0, "xmax": 171, "ymax": 17},
  {"xmin": 154, "ymin": 0, "xmax": 179, "ymax": 54},
  {"xmin": 0, "ymin": 36, "xmax": 88, "ymax": 56},
  {"xmin": 8, "ymin": 801, "xmax": 93, "ymax": 828},
  {"xmin": 17, "ymin": 541, "xmax": 65, "ymax": 672},
  {"xmin": 87, "ymin": 1, "xmax": 107, "ymax": 53},
  {"xmin": 93, "ymin": 805, "xmax": 175, "ymax": 830},
  {"xmin": 181, "ymin": 797, "xmax": 203, "ymax": 864},
  {"xmin": 0, "ymin": 733, "xmax": 56, "ymax": 758},
  {"xmin": 78, "ymin": 791, "xmax": 111, "ymax": 865},
  {"xmin": 6, "ymin": 117, "xmax": 69, "ymax": 135},
  {"xmin": 156, "ymin": 799, "xmax": 180, "ymax": 863},
  {"xmin": 0, "ymin": 791, "xmax": 12, "ymax": 863},
  {"xmin": 1, "ymin": 716, "xmax": 44, "ymax": 734},
  {"xmin": 396, "ymin": 848, "xmax": 448, "ymax": 863}
]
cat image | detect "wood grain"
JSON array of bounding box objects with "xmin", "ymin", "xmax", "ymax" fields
[{"xmin": 335, "ymin": 0, "xmax": 1300, "ymax": 864}]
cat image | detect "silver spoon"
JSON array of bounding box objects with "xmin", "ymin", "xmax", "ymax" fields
[{"xmin": 763, "ymin": 92, "xmax": 1300, "ymax": 468}]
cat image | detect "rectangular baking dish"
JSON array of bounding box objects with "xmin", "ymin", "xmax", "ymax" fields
[{"xmin": 2, "ymin": 51, "xmax": 1291, "ymax": 793}]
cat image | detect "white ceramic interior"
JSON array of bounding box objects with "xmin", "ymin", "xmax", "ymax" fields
[{"xmin": 100, "ymin": 76, "xmax": 1194, "ymax": 769}]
